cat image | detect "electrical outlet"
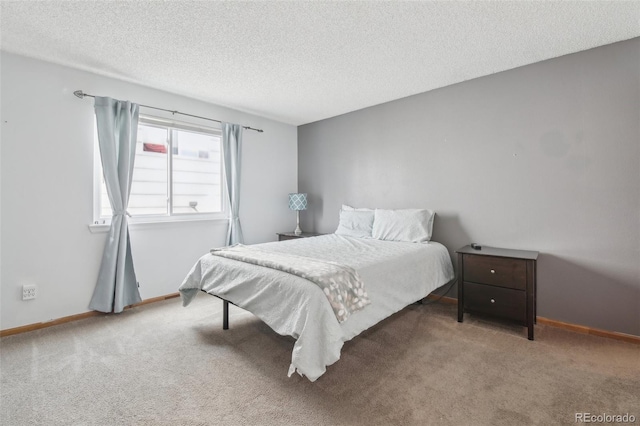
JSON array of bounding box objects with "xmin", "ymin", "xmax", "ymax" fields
[{"xmin": 22, "ymin": 284, "xmax": 37, "ymax": 300}]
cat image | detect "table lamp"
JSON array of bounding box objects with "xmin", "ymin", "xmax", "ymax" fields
[{"xmin": 288, "ymin": 193, "xmax": 307, "ymax": 235}]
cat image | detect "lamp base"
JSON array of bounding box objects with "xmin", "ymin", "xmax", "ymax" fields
[{"xmin": 294, "ymin": 211, "xmax": 302, "ymax": 235}]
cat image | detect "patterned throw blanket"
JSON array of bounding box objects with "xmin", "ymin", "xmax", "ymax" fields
[{"xmin": 210, "ymin": 245, "xmax": 370, "ymax": 323}]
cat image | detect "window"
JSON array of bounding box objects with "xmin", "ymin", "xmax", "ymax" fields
[{"xmin": 94, "ymin": 116, "xmax": 225, "ymax": 224}]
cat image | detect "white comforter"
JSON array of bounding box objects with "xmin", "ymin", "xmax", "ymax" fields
[{"xmin": 179, "ymin": 234, "xmax": 454, "ymax": 381}]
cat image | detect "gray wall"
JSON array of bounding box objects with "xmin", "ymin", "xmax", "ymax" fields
[{"xmin": 298, "ymin": 38, "xmax": 640, "ymax": 336}]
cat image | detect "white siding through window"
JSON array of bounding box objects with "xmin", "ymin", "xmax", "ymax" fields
[{"xmin": 99, "ymin": 117, "xmax": 223, "ymax": 219}]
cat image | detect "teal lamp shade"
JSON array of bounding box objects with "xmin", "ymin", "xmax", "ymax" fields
[
  {"xmin": 288, "ymin": 193, "xmax": 307, "ymax": 235},
  {"xmin": 288, "ymin": 193, "xmax": 308, "ymax": 211}
]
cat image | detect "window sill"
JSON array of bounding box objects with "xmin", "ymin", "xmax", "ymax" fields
[{"xmin": 88, "ymin": 216, "xmax": 229, "ymax": 234}]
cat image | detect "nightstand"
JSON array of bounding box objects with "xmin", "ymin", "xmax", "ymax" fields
[
  {"xmin": 277, "ymin": 232, "xmax": 324, "ymax": 241},
  {"xmin": 456, "ymin": 245, "xmax": 539, "ymax": 340}
]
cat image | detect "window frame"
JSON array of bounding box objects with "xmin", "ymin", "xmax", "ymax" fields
[{"xmin": 92, "ymin": 114, "xmax": 228, "ymax": 229}]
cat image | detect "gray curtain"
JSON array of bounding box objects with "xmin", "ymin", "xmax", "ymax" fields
[
  {"xmin": 222, "ymin": 122, "xmax": 244, "ymax": 245},
  {"xmin": 89, "ymin": 97, "xmax": 142, "ymax": 313}
]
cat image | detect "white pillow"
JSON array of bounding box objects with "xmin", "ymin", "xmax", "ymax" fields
[
  {"xmin": 372, "ymin": 208, "xmax": 435, "ymax": 243},
  {"xmin": 335, "ymin": 209, "xmax": 374, "ymax": 238}
]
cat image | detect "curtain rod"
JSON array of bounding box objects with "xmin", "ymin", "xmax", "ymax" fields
[{"xmin": 73, "ymin": 90, "xmax": 263, "ymax": 133}]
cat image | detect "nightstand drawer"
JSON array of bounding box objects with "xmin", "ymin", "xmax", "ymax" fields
[
  {"xmin": 464, "ymin": 282, "xmax": 526, "ymax": 323},
  {"xmin": 463, "ymin": 255, "xmax": 526, "ymax": 290}
]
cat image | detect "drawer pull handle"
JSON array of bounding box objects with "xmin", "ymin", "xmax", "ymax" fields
[
  {"xmin": 490, "ymin": 299, "xmax": 495, "ymax": 304},
  {"xmin": 490, "ymin": 269, "xmax": 496, "ymax": 274}
]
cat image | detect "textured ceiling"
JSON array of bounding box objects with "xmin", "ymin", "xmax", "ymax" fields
[{"xmin": 1, "ymin": 1, "xmax": 639, "ymax": 125}]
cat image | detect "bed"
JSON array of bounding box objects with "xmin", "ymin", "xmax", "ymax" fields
[{"xmin": 179, "ymin": 232, "xmax": 455, "ymax": 382}]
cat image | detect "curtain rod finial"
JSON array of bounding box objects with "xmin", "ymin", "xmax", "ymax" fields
[{"xmin": 73, "ymin": 90, "xmax": 85, "ymax": 99}]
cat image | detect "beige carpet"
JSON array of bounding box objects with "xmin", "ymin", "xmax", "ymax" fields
[{"xmin": 1, "ymin": 296, "xmax": 638, "ymax": 425}]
